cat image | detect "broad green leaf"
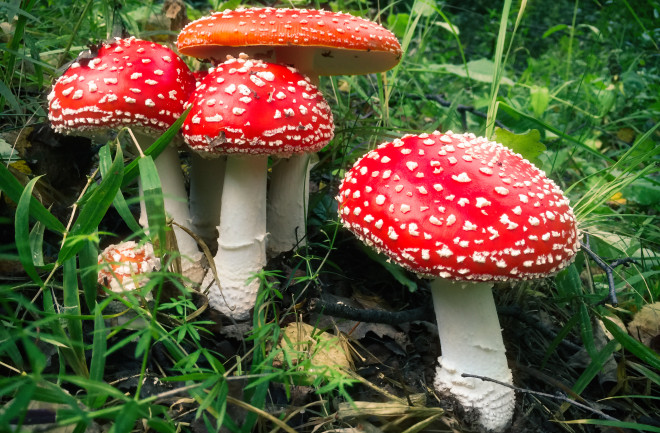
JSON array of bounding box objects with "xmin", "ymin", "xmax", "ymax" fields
[
  {"xmin": 59, "ymin": 145, "xmax": 123, "ymax": 263},
  {"xmin": 99, "ymin": 145, "xmax": 141, "ymax": 233},
  {"xmin": 108, "ymin": 399, "xmax": 140, "ymax": 433},
  {"xmin": 0, "ymin": 379, "xmax": 35, "ymax": 426},
  {"xmin": 15, "ymin": 176, "xmax": 44, "ymax": 285},
  {"xmin": 0, "ymin": 163, "xmax": 65, "ymax": 233},
  {"xmin": 492, "ymin": 128, "xmax": 547, "ymax": 166}
]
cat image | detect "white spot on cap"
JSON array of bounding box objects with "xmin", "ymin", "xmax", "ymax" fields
[
  {"xmin": 495, "ymin": 186, "xmax": 509, "ymax": 195},
  {"xmin": 452, "ymin": 172, "xmax": 471, "ymax": 183},
  {"xmin": 475, "ymin": 197, "xmax": 491, "ymax": 208},
  {"xmin": 406, "ymin": 161, "xmax": 418, "ymax": 171},
  {"xmin": 375, "ymin": 195, "xmax": 385, "ymax": 205}
]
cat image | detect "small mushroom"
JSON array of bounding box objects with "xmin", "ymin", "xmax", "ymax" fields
[
  {"xmin": 98, "ymin": 241, "xmax": 160, "ymax": 294},
  {"xmin": 336, "ymin": 131, "xmax": 580, "ymax": 432},
  {"xmin": 181, "ymin": 56, "xmax": 334, "ymax": 320}
]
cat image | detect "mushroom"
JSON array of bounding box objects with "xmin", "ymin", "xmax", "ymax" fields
[
  {"xmin": 98, "ymin": 241, "xmax": 160, "ymax": 294},
  {"xmin": 336, "ymin": 131, "xmax": 580, "ymax": 432},
  {"xmin": 177, "ymin": 7, "xmax": 402, "ymax": 256},
  {"xmin": 47, "ymin": 37, "xmax": 202, "ymax": 279},
  {"xmin": 181, "ymin": 56, "xmax": 334, "ymax": 319}
]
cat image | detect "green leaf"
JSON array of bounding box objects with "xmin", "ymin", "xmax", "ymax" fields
[
  {"xmin": 0, "ymin": 378, "xmax": 35, "ymax": 426},
  {"xmin": 601, "ymin": 317, "xmax": 660, "ymax": 370},
  {"xmin": 99, "ymin": 145, "xmax": 141, "ymax": 233},
  {"xmin": 542, "ymin": 23, "xmax": 568, "ymax": 38},
  {"xmin": 80, "ymin": 240, "xmax": 99, "ymax": 313},
  {"xmin": 59, "ymin": 145, "xmax": 123, "ymax": 263},
  {"xmin": 28, "ymin": 219, "xmax": 46, "ymax": 267},
  {"xmin": 570, "ymin": 339, "xmax": 618, "ymax": 395},
  {"xmin": 0, "ymin": 164, "xmax": 65, "ymax": 234},
  {"xmin": 139, "ymin": 155, "xmax": 167, "ymax": 255},
  {"xmin": 529, "ymin": 86, "xmax": 550, "ymax": 118},
  {"xmin": 492, "ymin": 128, "xmax": 547, "ymax": 166},
  {"xmin": 435, "ymin": 58, "xmax": 514, "ymax": 85},
  {"xmin": 563, "ymin": 419, "xmax": 660, "ymax": 432},
  {"xmin": 15, "ymin": 176, "xmax": 45, "ymax": 285},
  {"xmin": 63, "ymin": 257, "xmax": 85, "ymax": 365},
  {"xmin": 89, "ymin": 305, "xmax": 108, "ymax": 409},
  {"xmin": 108, "ymin": 399, "xmax": 139, "ymax": 433},
  {"xmin": 121, "ymin": 107, "xmax": 190, "ymax": 188}
]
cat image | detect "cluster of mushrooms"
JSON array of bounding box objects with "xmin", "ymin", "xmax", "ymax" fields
[{"xmin": 47, "ymin": 7, "xmax": 580, "ymax": 433}]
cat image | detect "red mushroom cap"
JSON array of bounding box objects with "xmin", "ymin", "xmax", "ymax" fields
[
  {"xmin": 337, "ymin": 131, "xmax": 580, "ymax": 281},
  {"xmin": 48, "ymin": 37, "xmax": 196, "ymax": 135},
  {"xmin": 97, "ymin": 241, "xmax": 160, "ymax": 292},
  {"xmin": 176, "ymin": 8, "xmax": 402, "ymax": 76},
  {"xmin": 182, "ymin": 56, "xmax": 334, "ymax": 156}
]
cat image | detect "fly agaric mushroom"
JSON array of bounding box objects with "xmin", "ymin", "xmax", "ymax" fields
[
  {"xmin": 98, "ymin": 241, "xmax": 160, "ymax": 293},
  {"xmin": 336, "ymin": 131, "xmax": 580, "ymax": 432},
  {"xmin": 177, "ymin": 7, "xmax": 402, "ymax": 257},
  {"xmin": 48, "ymin": 37, "xmax": 202, "ymax": 279},
  {"xmin": 182, "ymin": 56, "xmax": 334, "ymax": 319}
]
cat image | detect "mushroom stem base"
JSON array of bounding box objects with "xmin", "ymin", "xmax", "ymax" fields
[
  {"xmin": 430, "ymin": 280, "xmax": 515, "ymax": 432},
  {"xmin": 206, "ymin": 155, "xmax": 268, "ymax": 320}
]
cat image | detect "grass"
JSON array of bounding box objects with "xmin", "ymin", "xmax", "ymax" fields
[{"xmin": 1, "ymin": 0, "xmax": 659, "ymax": 431}]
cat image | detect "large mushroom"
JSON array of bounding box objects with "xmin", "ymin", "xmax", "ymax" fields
[
  {"xmin": 48, "ymin": 37, "xmax": 202, "ymax": 278},
  {"xmin": 181, "ymin": 56, "xmax": 334, "ymax": 319},
  {"xmin": 177, "ymin": 7, "xmax": 402, "ymax": 256},
  {"xmin": 336, "ymin": 131, "xmax": 580, "ymax": 432}
]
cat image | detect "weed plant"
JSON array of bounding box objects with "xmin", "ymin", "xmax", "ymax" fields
[{"xmin": 0, "ymin": 0, "xmax": 659, "ymax": 432}]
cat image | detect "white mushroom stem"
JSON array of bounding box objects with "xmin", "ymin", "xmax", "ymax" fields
[
  {"xmin": 431, "ymin": 280, "xmax": 515, "ymax": 432},
  {"xmin": 188, "ymin": 152, "xmax": 226, "ymax": 249},
  {"xmin": 136, "ymin": 139, "xmax": 202, "ymax": 277},
  {"xmin": 267, "ymin": 153, "xmax": 317, "ymax": 257},
  {"xmin": 204, "ymin": 155, "xmax": 268, "ymax": 320}
]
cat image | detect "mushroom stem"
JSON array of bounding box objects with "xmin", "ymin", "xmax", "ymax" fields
[
  {"xmin": 189, "ymin": 152, "xmax": 226, "ymax": 250},
  {"xmin": 137, "ymin": 141, "xmax": 202, "ymax": 279},
  {"xmin": 204, "ymin": 155, "xmax": 268, "ymax": 320},
  {"xmin": 267, "ymin": 153, "xmax": 317, "ymax": 257},
  {"xmin": 430, "ymin": 280, "xmax": 515, "ymax": 432}
]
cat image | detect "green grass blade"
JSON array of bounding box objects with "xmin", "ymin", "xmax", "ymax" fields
[
  {"xmin": 63, "ymin": 257, "xmax": 85, "ymax": 366},
  {"xmin": 0, "ymin": 378, "xmax": 35, "ymax": 427},
  {"xmin": 28, "ymin": 219, "xmax": 45, "ymax": 267},
  {"xmin": 108, "ymin": 399, "xmax": 139, "ymax": 433},
  {"xmin": 139, "ymin": 155, "xmax": 167, "ymax": 255},
  {"xmin": 99, "ymin": 145, "xmax": 141, "ymax": 233},
  {"xmin": 0, "ymin": 326, "xmax": 24, "ymax": 371},
  {"xmin": 89, "ymin": 304, "xmax": 108, "ymax": 409},
  {"xmin": 0, "ymin": 163, "xmax": 65, "ymax": 234},
  {"xmin": 121, "ymin": 107, "xmax": 190, "ymax": 188},
  {"xmin": 79, "ymin": 240, "xmax": 99, "ymax": 313},
  {"xmin": 15, "ymin": 176, "xmax": 45, "ymax": 285},
  {"xmin": 570, "ymin": 339, "xmax": 618, "ymax": 396},
  {"xmin": 59, "ymin": 145, "xmax": 124, "ymax": 263},
  {"xmin": 563, "ymin": 419, "xmax": 660, "ymax": 432},
  {"xmin": 485, "ymin": 0, "xmax": 512, "ymax": 138},
  {"xmin": 601, "ymin": 317, "xmax": 660, "ymax": 370}
]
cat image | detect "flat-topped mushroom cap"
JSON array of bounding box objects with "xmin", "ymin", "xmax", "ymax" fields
[
  {"xmin": 98, "ymin": 241, "xmax": 160, "ymax": 293},
  {"xmin": 337, "ymin": 131, "xmax": 580, "ymax": 281},
  {"xmin": 182, "ymin": 56, "xmax": 334, "ymax": 156},
  {"xmin": 48, "ymin": 37, "xmax": 196, "ymax": 135},
  {"xmin": 176, "ymin": 8, "xmax": 402, "ymax": 76}
]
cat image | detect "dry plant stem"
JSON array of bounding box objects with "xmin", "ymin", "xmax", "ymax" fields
[
  {"xmin": 267, "ymin": 153, "xmax": 315, "ymax": 257},
  {"xmin": 204, "ymin": 155, "xmax": 268, "ymax": 320},
  {"xmin": 431, "ymin": 280, "xmax": 514, "ymax": 433},
  {"xmin": 189, "ymin": 153, "xmax": 226, "ymax": 246}
]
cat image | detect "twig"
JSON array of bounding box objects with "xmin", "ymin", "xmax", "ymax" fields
[
  {"xmin": 580, "ymin": 234, "xmax": 638, "ymax": 306},
  {"xmin": 308, "ymin": 297, "xmax": 432, "ymax": 326},
  {"xmin": 460, "ymin": 373, "xmax": 619, "ymax": 422}
]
